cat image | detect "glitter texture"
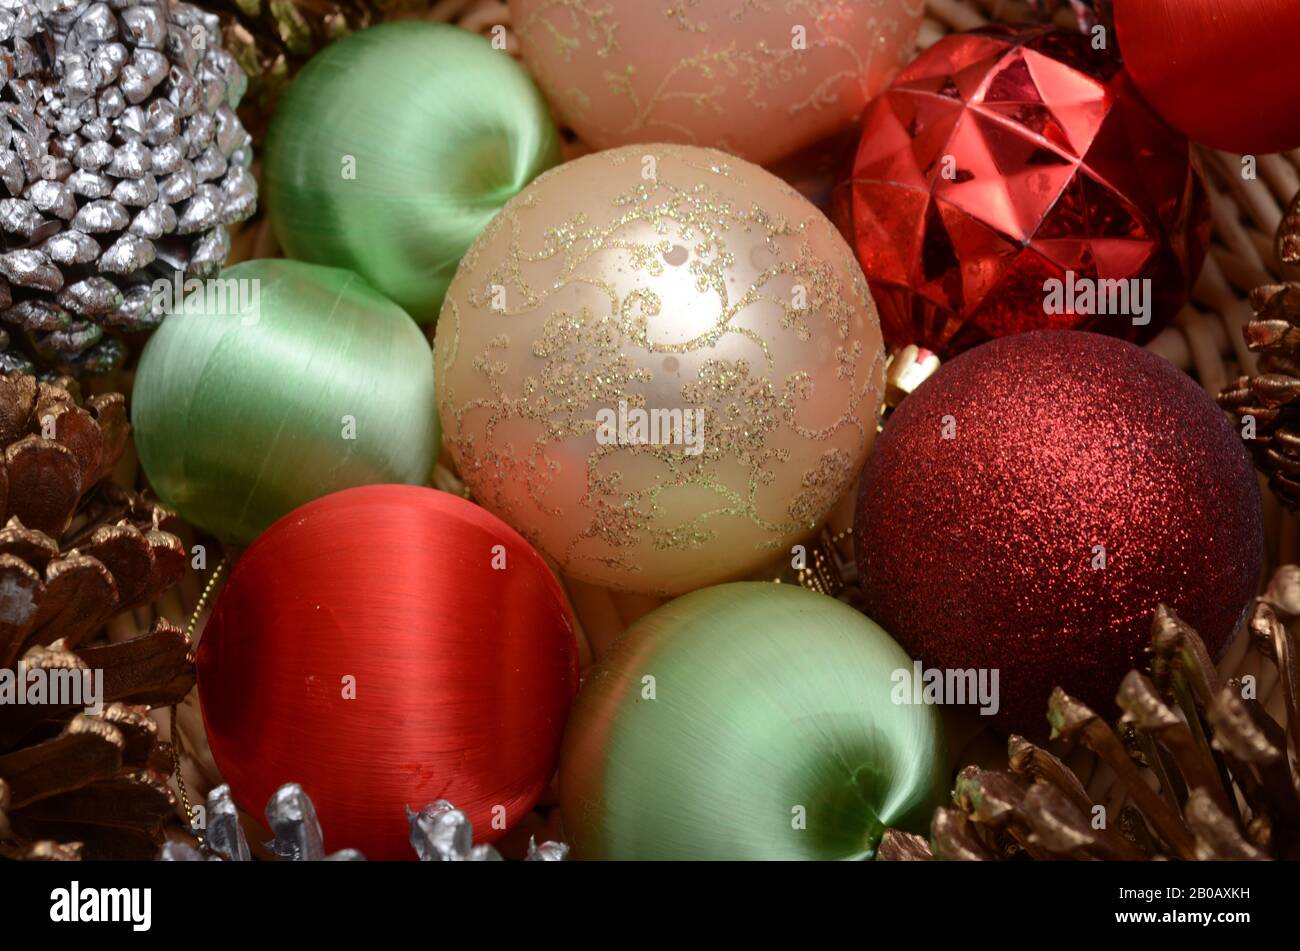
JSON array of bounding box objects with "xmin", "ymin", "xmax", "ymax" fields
[
  {"xmin": 512, "ymin": 0, "xmax": 925, "ymax": 165},
  {"xmin": 437, "ymin": 143, "xmax": 885, "ymax": 596},
  {"xmin": 853, "ymin": 330, "xmax": 1264, "ymax": 733},
  {"xmin": 832, "ymin": 25, "xmax": 1210, "ymax": 360}
]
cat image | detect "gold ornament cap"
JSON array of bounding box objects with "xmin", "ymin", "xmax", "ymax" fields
[{"xmin": 882, "ymin": 345, "xmax": 941, "ymax": 420}]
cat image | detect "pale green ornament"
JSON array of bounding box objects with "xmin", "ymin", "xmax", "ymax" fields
[
  {"xmin": 132, "ymin": 259, "xmax": 440, "ymax": 545},
  {"xmin": 263, "ymin": 22, "xmax": 563, "ymax": 323},
  {"xmin": 560, "ymin": 582, "xmax": 948, "ymax": 860}
]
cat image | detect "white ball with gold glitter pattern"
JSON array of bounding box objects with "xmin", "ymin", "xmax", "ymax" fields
[
  {"xmin": 510, "ymin": 0, "xmax": 925, "ymax": 165},
  {"xmin": 435, "ymin": 144, "xmax": 885, "ymax": 596}
]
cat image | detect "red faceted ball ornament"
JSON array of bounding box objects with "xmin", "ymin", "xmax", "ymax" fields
[
  {"xmin": 1115, "ymin": 0, "xmax": 1300, "ymax": 155},
  {"xmin": 833, "ymin": 26, "xmax": 1210, "ymax": 360},
  {"xmin": 196, "ymin": 485, "xmax": 580, "ymax": 860},
  {"xmin": 854, "ymin": 331, "xmax": 1264, "ymax": 733}
]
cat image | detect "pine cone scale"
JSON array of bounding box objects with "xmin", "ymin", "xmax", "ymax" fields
[
  {"xmin": 0, "ymin": 715, "xmax": 124, "ymax": 810},
  {"xmin": 211, "ymin": 0, "xmax": 430, "ymax": 138},
  {"xmin": 83, "ymin": 392, "xmax": 127, "ymax": 473},
  {"xmin": 0, "ymin": 371, "xmax": 194, "ymax": 861},
  {"xmin": 0, "ymin": 371, "xmax": 35, "ymax": 440},
  {"xmin": 1266, "ymin": 442, "xmax": 1300, "ymax": 475},
  {"xmin": 31, "ymin": 553, "xmax": 117, "ymax": 649},
  {"xmin": 0, "ymin": 554, "xmax": 40, "ymax": 668},
  {"xmin": 80, "ymin": 619, "xmax": 194, "ymax": 708},
  {"xmin": 0, "ymin": 520, "xmax": 56, "ymax": 564},
  {"xmin": 1, "ymin": 1, "xmax": 256, "ymax": 374},
  {"xmin": 892, "ymin": 588, "xmax": 1300, "ymax": 861},
  {"xmin": 80, "ymin": 524, "xmax": 161, "ymax": 609},
  {"xmin": 105, "ymin": 706, "xmax": 167, "ymax": 770},
  {"xmin": 0, "ymin": 645, "xmax": 87, "ymax": 748},
  {"xmin": 0, "ymin": 371, "xmax": 187, "ymax": 662},
  {"xmin": 18, "ymin": 771, "xmax": 175, "ymax": 835},
  {"xmin": 4, "ymin": 437, "xmax": 81, "ymax": 537}
]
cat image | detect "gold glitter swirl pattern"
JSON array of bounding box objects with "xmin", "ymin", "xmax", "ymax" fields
[
  {"xmin": 510, "ymin": 0, "xmax": 925, "ymax": 165},
  {"xmin": 436, "ymin": 144, "xmax": 885, "ymax": 595}
]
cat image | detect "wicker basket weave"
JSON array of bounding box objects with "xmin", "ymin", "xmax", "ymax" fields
[{"xmin": 158, "ymin": 0, "xmax": 1299, "ymax": 844}]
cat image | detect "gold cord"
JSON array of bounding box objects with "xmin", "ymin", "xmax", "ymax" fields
[
  {"xmin": 773, "ymin": 527, "xmax": 852, "ymax": 596},
  {"xmin": 171, "ymin": 554, "xmax": 229, "ymax": 847}
]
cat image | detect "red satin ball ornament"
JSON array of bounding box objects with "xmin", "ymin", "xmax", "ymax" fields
[
  {"xmin": 834, "ymin": 25, "xmax": 1209, "ymax": 360},
  {"xmin": 854, "ymin": 331, "xmax": 1264, "ymax": 733},
  {"xmin": 1115, "ymin": 0, "xmax": 1300, "ymax": 155},
  {"xmin": 196, "ymin": 484, "xmax": 579, "ymax": 860}
]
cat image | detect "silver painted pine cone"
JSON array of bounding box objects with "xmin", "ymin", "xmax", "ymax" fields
[
  {"xmin": 158, "ymin": 785, "xmax": 570, "ymax": 861},
  {"xmin": 0, "ymin": 0, "xmax": 257, "ymax": 376}
]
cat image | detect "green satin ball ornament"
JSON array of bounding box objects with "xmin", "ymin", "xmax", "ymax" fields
[
  {"xmin": 559, "ymin": 583, "xmax": 948, "ymax": 860},
  {"xmin": 132, "ymin": 259, "xmax": 440, "ymax": 545},
  {"xmin": 263, "ymin": 22, "xmax": 562, "ymax": 323}
]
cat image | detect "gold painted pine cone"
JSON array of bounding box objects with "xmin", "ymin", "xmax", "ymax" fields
[
  {"xmin": 1218, "ymin": 193, "xmax": 1300, "ymax": 511},
  {"xmin": 211, "ymin": 0, "xmax": 432, "ymax": 138},
  {"xmin": 880, "ymin": 567, "xmax": 1300, "ymax": 861},
  {"xmin": 0, "ymin": 371, "xmax": 193, "ymax": 860}
]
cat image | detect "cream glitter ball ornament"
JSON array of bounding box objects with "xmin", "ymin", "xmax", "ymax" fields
[
  {"xmin": 510, "ymin": 0, "xmax": 925, "ymax": 165},
  {"xmin": 436, "ymin": 144, "xmax": 885, "ymax": 595}
]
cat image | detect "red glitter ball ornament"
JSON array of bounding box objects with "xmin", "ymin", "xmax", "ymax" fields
[
  {"xmin": 196, "ymin": 484, "xmax": 580, "ymax": 860},
  {"xmin": 1115, "ymin": 0, "xmax": 1300, "ymax": 156},
  {"xmin": 833, "ymin": 26, "xmax": 1210, "ymax": 360},
  {"xmin": 854, "ymin": 331, "xmax": 1263, "ymax": 733}
]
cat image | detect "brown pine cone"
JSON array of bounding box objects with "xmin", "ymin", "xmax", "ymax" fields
[
  {"xmin": 0, "ymin": 371, "xmax": 193, "ymax": 861},
  {"xmin": 1218, "ymin": 192, "xmax": 1300, "ymax": 508},
  {"xmin": 1281, "ymin": 189, "xmax": 1300, "ymax": 269},
  {"xmin": 1218, "ymin": 283, "xmax": 1300, "ymax": 510},
  {"xmin": 882, "ymin": 567, "xmax": 1300, "ymax": 861}
]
